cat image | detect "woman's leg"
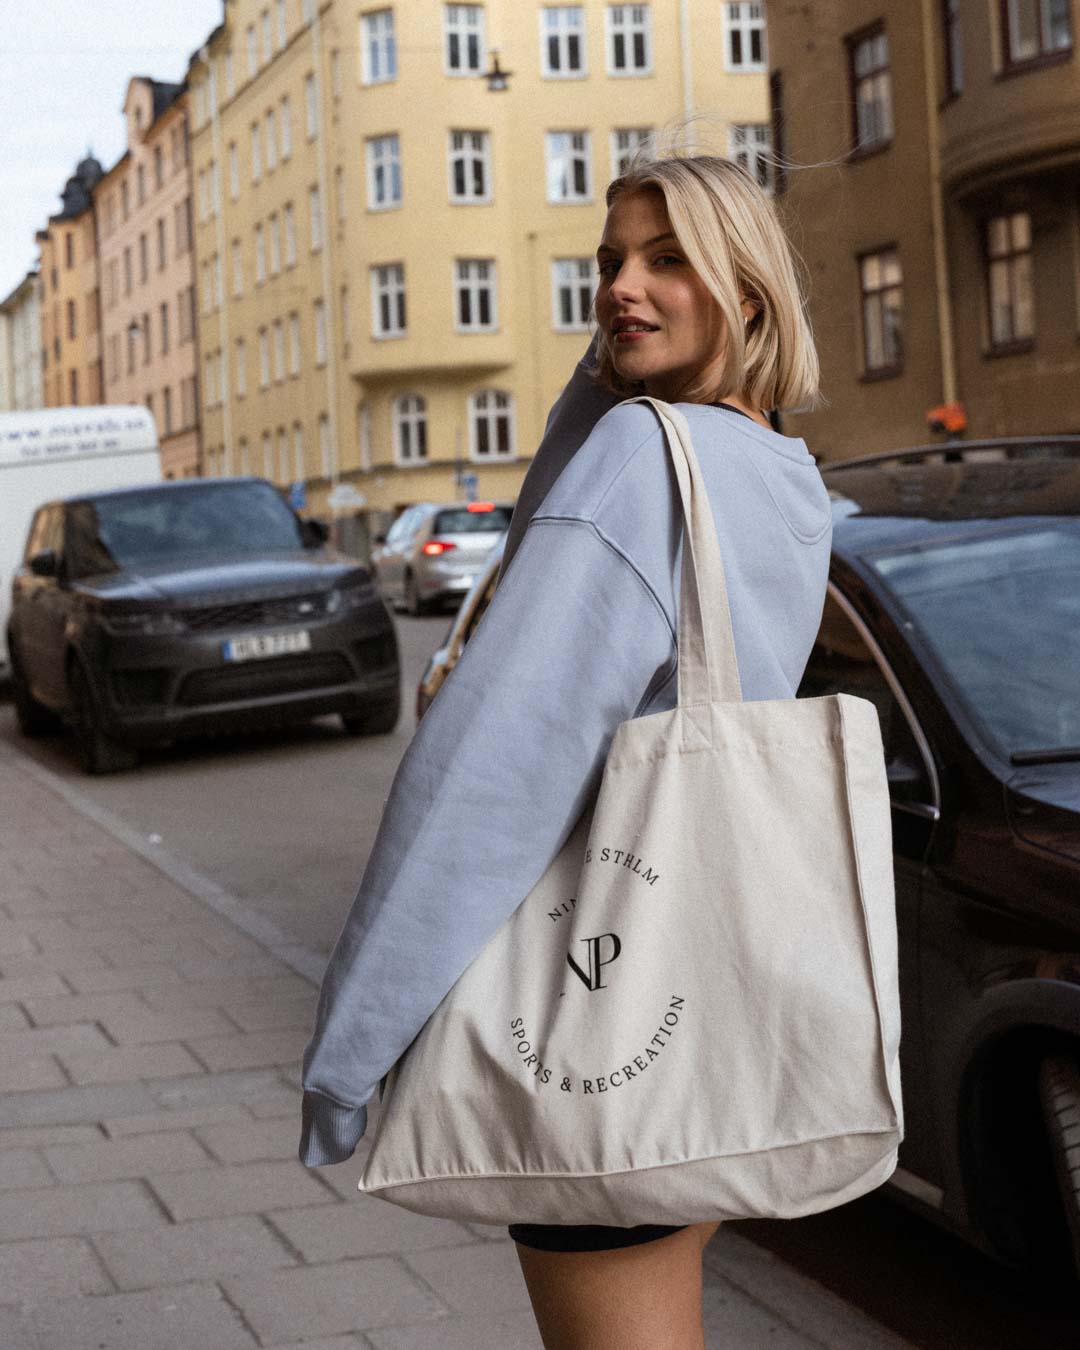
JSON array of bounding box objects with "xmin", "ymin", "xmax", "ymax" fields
[{"xmin": 515, "ymin": 1221, "xmax": 720, "ymax": 1350}]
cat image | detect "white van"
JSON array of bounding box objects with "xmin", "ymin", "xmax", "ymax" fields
[{"xmin": 0, "ymin": 406, "xmax": 162, "ymax": 674}]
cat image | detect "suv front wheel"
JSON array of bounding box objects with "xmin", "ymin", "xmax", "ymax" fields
[
  {"xmin": 9, "ymin": 641, "xmax": 55, "ymax": 738},
  {"xmin": 1039, "ymin": 1053, "xmax": 1080, "ymax": 1279},
  {"xmin": 68, "ymin": 660, "xmax": 137, "ymax": 776}
]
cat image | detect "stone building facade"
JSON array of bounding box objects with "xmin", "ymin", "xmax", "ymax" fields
[{"xmin": 0, "ymin": 271, "xmax": 43, "ymax": 412}]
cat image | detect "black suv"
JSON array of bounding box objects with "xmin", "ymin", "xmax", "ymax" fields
[{"xmin": 8, "ymin": 477, "xmax": 400, "ymax": 773}]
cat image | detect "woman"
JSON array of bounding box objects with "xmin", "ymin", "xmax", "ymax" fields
[{"xmin": 300, "ymin": 154, "xmax": 830, "ymax": 1348}]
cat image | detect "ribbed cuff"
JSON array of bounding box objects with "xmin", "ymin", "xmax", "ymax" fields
[{"xmin": 298, "ymin": 1090, "xmax": 368, "ymax": 1167}]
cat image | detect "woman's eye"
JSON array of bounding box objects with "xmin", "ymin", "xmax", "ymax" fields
[
  {"xmin": 598, "ymin": 261, "xmax": 619, "ymax": 277},
  {"xmin": 655, "ymin": 254, "xmax": 683, "ymax": 267}
]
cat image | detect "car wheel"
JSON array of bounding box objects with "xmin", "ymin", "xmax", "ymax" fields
[
  {"xmin": 405, "ymin": 572, "xmax": 426, "ymax": 618},
  {"xmin": 1039, "ymin": 1053, "xmax": 1080, "ymax": 1278},
  {"xmin": 68, "ymin": 661, "xmax": 138, "ymax": 776},
  {"xmin": 341, "ymin": 691, "xmax": 401, "ymax": 738},
  {"xmin": 9, "ymin": 645, "xmax": 55, "ymax": 738}
]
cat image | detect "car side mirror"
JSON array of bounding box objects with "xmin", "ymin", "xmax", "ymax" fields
[
  {"xmin": 302, "ymin": 518, "xmax": 330, "ymax": 548},
  {"xmin": 29, "ymin": 548, "xmax": 60, "ymax": 578}
]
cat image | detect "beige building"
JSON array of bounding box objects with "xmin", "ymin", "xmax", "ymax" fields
[
  {"xmin": 0, "ymin": 270, "xmax": 43, "ymax": 411},
  {"xmin": 767, "ymin": 0, "xmax": 1080, "ymax": 459},
  {"xmin": 95, "ymin": 78, "xmax": 201, "ymax": 479},
  {"xmin": 187, "ymin": 0, "xmax": 773, "ymax": 520},
  {"xmin": 38, "ymin": 156, "xmax": 105, "ymax": 408}
]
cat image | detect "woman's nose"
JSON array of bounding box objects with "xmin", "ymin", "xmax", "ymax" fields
[{"xmin": 609, "ymin": 265, "xmax": 645, "ymax": 302}]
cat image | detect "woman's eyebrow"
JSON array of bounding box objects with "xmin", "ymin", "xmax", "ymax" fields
[{"xmin": 596, "ymin": 232, "xmax": 677, "ymax": 257}]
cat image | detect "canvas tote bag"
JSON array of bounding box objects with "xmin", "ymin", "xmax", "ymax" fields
[{"xmin": 360, "ymin": 397, "xmax": 903, "ymax": 1227}]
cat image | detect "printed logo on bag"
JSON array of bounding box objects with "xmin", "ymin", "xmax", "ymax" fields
[{"xmin": 566, "ymin": 932, "xmax": 621, "ymax": 991}]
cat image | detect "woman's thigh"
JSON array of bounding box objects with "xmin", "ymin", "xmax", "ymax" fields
[{"xmin": 515, "ymin": 1221, "xmax": 721, "ymax": 1350}]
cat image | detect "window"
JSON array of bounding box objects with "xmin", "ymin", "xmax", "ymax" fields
[
  {"xmin": 336, "ymin": 166, "xmax": 347, "ymax": 222},
  {"xmin": 269, "ymin": 213, "xmax": 281, "ymax": 274},
  {"xmin": 455, "ymin": 259, "xmax": 497, "ymax": 331},
  {"xmin": 986, "ymin": 211, "xmax": 1035, "ymax": 347},
  {"xmin": 66, "ymin": 299, "xmax": 76, "ymax": 340},
  {"xmin": 176, "ymin": 196, "xmax": 192, "ymax": 255},
  {"xmin": 319, "ymin": 413, "xmax": 333, "ymax": 477},
  {"xmin": 225, "ymin": 50, "xmax": 235, "ymax": 98},
  {"xmin": 445, "ymin": 4, "xmax": 485, "ymax": 73},
  {"xmin": 848, "ymin": 26, "xmax": 893, "ymax": 155},
  {"xmin": 611, "ymin": 126, "xmax": 653, "ymax": 176},
  {"xmin": 541, "ymin": 7, "xmax": 586, "ymax": 76},
  {"xmin": 273, "ymin": 319, "xmax": 285, "ymax": 382},
  {"xmin": 137, "ymin": 164, "xmax": 146, "ymax": 206},
  {"xmin": 265, "ymin": 110, "xmax": 277, "ymax": 170},
  {"xmin": 163, "ymin": 386, "xmax": 173, "ymax": 435},
  {"xmin": 232, "ymin": 238, "xmax": 244, "ymax": 296},
  {"xmin": 255, "ymin": 224, "xmax": 266, "ymax": 284},
  {"xmin": 292, "ymin": 421, "xmax": 305, "ymax": 479},
  {"xmin": 309, "ymin": 185, "xmax": 323, "ymax": 251},
  {"xmin": 723, "ymin": 2, "xmax": 767, "ymax": 71},
  {"xmin": 305, "ymin": 72, "xmax": 318, "ymax": 139},
  {"xmin": 859, "ymin": 248, "xmax": 904, "ymax": 374},
  {"xmin": 251, "ymin": 122, "xmax": 262, "ymax": 182},
  {"xmin": 142, "ymin": 311, "xmax": 152, "ymax": 365},
  {"xmin": 607, "ymin": 5, "xmax": 652, "ymax": 74},
  {"xmin": 259, "ymin": 327, "xmax": 270, "ymax": 387},
  {"xmin": 263, "ymin": 431, "xmax": 274, "ymax": 479},
  {"xmin": 276, "ymin": 0, "xmax": 287, "ymax": 47},
  {"xmin": 546, "ymin": 131, "xmax": 592, "ymax": 202},
  {"xmin": 121, "ymin": 180, "xmax": 130, "ymax": 220},
  {"xmin": 470, "ymin": 388, "xmax": 515, "ymax": 459},
  {"xmin": 449, "ymin": 130, "xmax": 491, "ymax": 202},
  {"xmin": 943, "ymin": 0, "xmax": 963, "ymax": 95},
  {"xmin": 235, "ymin": 338, "xmax": 247, "ymax": 397},
  {"xmin": 123, "ymin": 246, "xmax": 133, "ymax": 296},
  {"xmin": 246, "ymin": 24, "xmax": 258, "ymax": 77},
  {"xmin": 393, "ymin": 393, "xmax": 428, "ymax": 463},
  {"xmin": 289, "ymin": 311, "xmax": 301, "ymax": 375},
  {"xmin": 284, "ymin": 202, "xmax": 297, "ymax": 265},
  {"xmin": 139, "ymin": 233, "xmax": 149, "ymax": 285},
  {"xmin": 280, "ymin": 95, "xmax": 292, "ymax": 160},
  {"xmin": 159, "ymin": 300, "xmax": 170, "ymax": 354},
  {"xmin": 552, "ymin": 258, "xmax": 595, "ymax": 330},
  {"xmin": 729, "ymin": 124, "xmax": 773, "ymax": 192},
  {"xmin": 358, "ymin": 402, "xmax": 372, "ymax": 470},
  {"xmin": 367, "ymin": 134, "xmax": 402, "ymax": 209},
  {"xmin": 1002, "ymin": 0, "xmax": 1072, "ymax": 65},
  {"xmin": 278, "ymin": 427, "xmax": 290, "ymax": 483},
  {"xmin": 235, "ymin": 439, "xmax": 249, "ymax": 476},
  {"xmin": 157, "ymin": 217, "xmax": 167, "ymax": 271},
  {"xmin": 127, "ymin": 325, "xmax": 137, "ymax": 375},
  {"xmin": 332, "ymin": 48, "xmax": 342, "ymax": 97},
  {"xmin": 361, "ymin": 9, "xmax": 397, "ymax": 84},
  {"xmin": 372, "ymin": 263, "xmax": 406, "ymax": 337},
  {"xmin": 154, "ymin": 146, "xmax": 164, "ymax": 189},
  {"xmin": 314, "ymin": 298, "xmax": 328, "ymax": 365},
  {"xmin": 69, "ymin": 369, "xmax": 79, "ymax": 404},
  {"xmin": 228, "ymin": 142, "xmax": 240, "ymax": 199}
]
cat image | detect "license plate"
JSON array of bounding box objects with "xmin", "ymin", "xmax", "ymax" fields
[{"xmin": 223, "ymin": 630, "xmax": 311, "ymax": 663}]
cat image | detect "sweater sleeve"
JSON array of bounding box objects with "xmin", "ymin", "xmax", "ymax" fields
[{"xmin": 299, "ymin": 515, "xmax": 676, "ymax": 1166}]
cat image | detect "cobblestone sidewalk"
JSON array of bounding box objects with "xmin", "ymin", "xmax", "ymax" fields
[{"xmin": 0, "ymin": 744, "xmax": 913, "ymax": 1349}]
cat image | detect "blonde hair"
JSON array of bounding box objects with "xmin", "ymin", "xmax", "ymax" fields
[{"xmin": 594, "ymin": 153, "xmax": 820, "ymax": 412}]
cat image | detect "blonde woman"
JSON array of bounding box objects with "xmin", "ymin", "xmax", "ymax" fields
[{"xmin": 300, "ymin": 155, "xmax": 830, "ymax": 1349}]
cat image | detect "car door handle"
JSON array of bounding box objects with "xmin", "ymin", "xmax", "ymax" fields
[{"xmin": 891, "ymin": 799, "xmax": 941, "ymax": 823}]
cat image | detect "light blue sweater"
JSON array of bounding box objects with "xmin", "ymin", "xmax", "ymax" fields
[{"xmin": 299, "ymin": 355, "xmax": 832, "ymax": 1166}]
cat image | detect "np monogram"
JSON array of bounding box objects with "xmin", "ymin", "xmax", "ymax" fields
[{"xmin": 567, "ymin": 933, "xmax": 621, "ymax": 992}]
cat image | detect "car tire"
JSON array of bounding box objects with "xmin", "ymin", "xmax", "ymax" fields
[
  {"xmin": 68, "ymin": 661, "xmax": 138, "ymax": 776},
  {"xmin": 1039, "ymin": 1053, "xmax": 1080, "ymax": 1278},
  {"xmin": 405, "ymin": 572, "xmax": 426, "ymax": 618},
  {"xmin": 341, "ymin": 691, "xmax": 401, "ymax": 738},
  {"xmin": 9, "ymin": 645, "xmax": 54, "ymax": 738}
]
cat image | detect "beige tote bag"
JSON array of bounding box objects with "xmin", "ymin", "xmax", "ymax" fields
[{"xmin": 360, "ymin": 398, "xmax": 903, "ymax": 1226}]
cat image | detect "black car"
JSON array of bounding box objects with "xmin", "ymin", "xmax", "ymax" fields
[{"xmin": 7, "ymin": 477, "xmax": 400, "ymax": 773}]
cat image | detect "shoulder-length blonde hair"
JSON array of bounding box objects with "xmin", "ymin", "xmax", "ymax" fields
[{"xmin": 594, "ymin": 155, "xmax": 820, "ymax": 412}]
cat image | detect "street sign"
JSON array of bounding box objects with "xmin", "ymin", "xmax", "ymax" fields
[
  {"xmin": 327, "ymin": 483, "xmax": 366, "ymax": 513},
  {"xmin": 462, "ymin": 472, "xmax": 479, "ymax": 503},
  {"xmin": 288, "ymin": 480, "xmax": 307, "ymax": 511}
]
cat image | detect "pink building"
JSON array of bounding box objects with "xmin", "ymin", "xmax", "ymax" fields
[{"xmin": 96, "ymin": 77, "xmax": 200, "ymax": 478}]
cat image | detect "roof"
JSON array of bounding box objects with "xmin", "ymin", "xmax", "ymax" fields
[{"xmin": 149, "ymin": 79, "xmax": 184, "ymax": 121}]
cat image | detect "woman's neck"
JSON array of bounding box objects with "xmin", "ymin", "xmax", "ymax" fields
[{"xmin": 715, "ymin": 393, "xmax": 772, "ymax": 430}]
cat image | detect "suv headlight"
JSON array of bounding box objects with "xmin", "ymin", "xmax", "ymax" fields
[
  {"xmin": 327, "ymin": 578, "xmax": 375, "ymax": 614},
  {"xmin": 104, "ymin": 610, "xmax": 188, "ymax": 636}
]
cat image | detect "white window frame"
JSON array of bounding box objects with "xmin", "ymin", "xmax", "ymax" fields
[
  {"xmin": 228, "ymin": 142, "xmax": 240, "ymax": 200},
  {"xmin": 606, "ymin": 4, "xmax": 652, "ymax": 75},
  {"xmin": 448, "ymin": 130, "xmax": 491, "ymax": 203},
  {"xmin": 231, "ymin": 238, "xmax": 244, "ymax": 297},
  {"xmin": 269, "ymin": 213, "xmax": 282, "ymax": 274},
  {"xmin": 273, "ymin": 318, "xmax": 285, "ymax": 382},
  {"xmin": 610, "ymin": 126, "xmax": 654, "ymax": 177},
  {"xmin": 540, "ymin": 6, "xmax": 586, "ymax": 77},
  {"xmin": 469, "ymin": 388, "xmax": 516, "ymax": 460},
  {"xmin": 393, "ymin": 393, "xmax": 428, "ymax": 464},
  {"xmin": 545, "ymin": 131, "xmax": 592, "ymax": 203},
  {"xmin": 304, "ymin": 72, "xmax": 318, "ymax": 140},
  {"xmin": 728, "ymin": 123, "xmax": 774, "ymax": 193},
  {"xmin": 254, "ymin": 224, "xmax": 267, "ymax": 284},
  {"xmin": 336, "ymin": 166, "xmax": 347, "ymax": 222},
  {"xmin": 551, "ymin": 257, "xmax": 595, "ymax": 331},
  {"xmin": 284, "ymin": 202, "xmax": 297, "ymax": 266},
  {"xmin": 250, "ymin": 122, "xmax": 262, "ymax": 183},
  {"xmin": 358, "ymin": 402, "xmax": 372, "ymax": 470},
  {"xmin": 366, "ymin": 134, "xmax": 402, "ymax": 209},
  {"xmin": 314, "ymin": 298, "xmax": 328, "ymax": 365},
  {"xmin": 361, "ymin": 9, "xmax": 397, "ymax": 85},
  {"xmin": 224, "ymin": 51, "xmax": 235, "ymax": 99},
  {"xmin": 280, "ymin": 95, "xmax": 292, "ymax": 160},
  {"xmin": 258, "ymin": 327, "xmax": 270, "ymax": 387},
  {"xmin": 265, "ymin": 109, "xmax": 277, "ymax": 170},
  {"xmin": 289, "ymin": 311, "xmax": 302, "ymax": 376},
  {"xmin": 262, "ymin": 430, "xmax": 274, "ymax": 480},
  {"xmin": 276, "ymin": 0, "xmax": 287, "ymax": 49},
  {"xmin": 246, "ymin": 24, "xmax": 258, "ymax": 78},
  {"xmin": 455, "ymin": 259, "xmax": 498, "ymax": 332},
  {"xmin": 371, "ymin": 263, "xmax": 406, "ymax": 338},
  {"xmin": 318, "ymin": 413, "xmax": 334, "ymax": 477},
  {"xmin": 444, "ymin": 4, "xmax": 486, "ymax": 75},
  {"xmin": 261, "ymin": 9, "xmax": 273, "ymax": 66},
  {"xmin": 723, "ymin": 2, "xmax": 767, "ymax": 72},
  {"xmin": 277, "ymin": 427, "xmax": 290, "ymax": 482},
  {"xmin": 292, "ymin": 421, "xmax": 305, "ymax": 480},
  {"xmin": 309, "ymin": 185, "xmax": 323, "ymax": 252},
  {"xmin": 235, "ymin": 338, "xmax": 247, "ymax": 397}
]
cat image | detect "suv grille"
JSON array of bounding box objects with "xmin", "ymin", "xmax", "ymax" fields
[
  {"xmin": 177, "ymin": 653, "xmax": 353, "ymax": 707},
  {"xmin": 181, "ymin": 593, "xmax": 329, "ymax": 632}
]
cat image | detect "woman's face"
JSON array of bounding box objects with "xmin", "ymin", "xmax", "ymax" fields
[{"xmin": 595, "ymin": 188, "xmax": 726, "ymax": 402}]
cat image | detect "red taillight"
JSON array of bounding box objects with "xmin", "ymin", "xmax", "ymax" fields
[
  {"xmin": 467, "ymin": 501, "xmax": 495, "ymax": 513},
  {"xmin": 422, "ymin": 540, "xmax": 457, "ymax": 556}
]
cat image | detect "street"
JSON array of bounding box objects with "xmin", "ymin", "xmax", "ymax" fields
[{"xmin": 1, "ymin": 610, "xmax": 1078, "ymax": 1347}]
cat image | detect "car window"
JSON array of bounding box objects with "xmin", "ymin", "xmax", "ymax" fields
[
  {"xmin": 798, "ymin": 590, "xmax": 933, "ymax": 805},
  {"xmin": 23, "ymin": 508, "xmax": 51, "ymax": 562},
  {"xmin": 433, "ymin": 507, "xmax": 512, "ymax": 535},
  {"xmin": 26, "ymin": 506, "xmax": 64, "ymax": 564}
]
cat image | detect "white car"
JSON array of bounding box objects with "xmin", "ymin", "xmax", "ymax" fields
[{"xmin": 372, "ymin": 501, "xmax": 512, "ymax": 616}]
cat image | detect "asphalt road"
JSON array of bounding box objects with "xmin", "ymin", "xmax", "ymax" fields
[{"xmin": 2, "ymin": 611, "xmax": 1079, "ymax": 1347}]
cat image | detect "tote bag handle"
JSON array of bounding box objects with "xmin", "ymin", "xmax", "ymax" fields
[{"xmin": 626, "ymin": 398, "xmax": 743, "ymax": 708}]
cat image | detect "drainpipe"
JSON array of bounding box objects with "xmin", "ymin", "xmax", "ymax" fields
[
  {"xmin": 204, "ymin": 46, "xmax": 233, "ymax": 473},
  {"xmin": 920, "ymin": 0, "xmax": 958, "ymax": 406},
  {"xmin": 311, "ymin": 4, "xmax": 340, "ymax": 490}
]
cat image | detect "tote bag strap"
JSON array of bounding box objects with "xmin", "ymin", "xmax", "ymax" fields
[{"xmin": 625, "ymin": 397, "xmax": 743, "ymax": 707}]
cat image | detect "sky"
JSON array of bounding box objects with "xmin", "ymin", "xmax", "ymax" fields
[{"xmin": 0, "ymin": 0, "xmax": 223, "ymax": 300}]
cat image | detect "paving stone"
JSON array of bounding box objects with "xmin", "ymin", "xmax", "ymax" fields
[
  {"xmin": 0, "ymin": 948, "xmax": 107, "ymax": 977},
  {"xmin": 0, "ymin": 1022, "xmax": 113, "ymax": 1056},
  {"xmin": 195, "ymin": 1113, "xmax": 304, "ymax": 1163},
  {"xmin": 56, "ymin": 1041, "xmax": 204, "ymax": 1085},
  {"xmin": 223, "ymin": 996, "xmax": 316, "ymax": 1032},
  {"xmin": 366, "ymin": 1310, "xmax": 544, "ymax": 1350},
  {"xmin": 262, "ymin": 1339, "xmax": 370, "ymax": 1350},
  {"xmin": 0, "ymin": 1236, "xmax": 111, "ymax": 1303},
  {"xmin": 701, "ymin": 1272, "xmax": 822, "ymax": 1348},
  {"xmin": 27, "ymin": 1282, "xmax": 257, "ymax": 1350},
  {"xmin": 94, "ymin": 1214, "xmax": 296, "ymax": 1289},
  {"xmin": 0, "ymin": 972, "xmax": 69, "ymax": 1004},
  {"xmin": 270, "ymin": 1193, "xmax": 475, "ymax": 1262},
  {"xmin": 148, "ymin": 1067, "xmax": 295, "ymax": 1110},
  {"xmin": 0, "ymin": 1004, "xmax": 30, "ymax": 1029},
  {"xmin": 143, "ymin": 973, "xmax": 314, "ymax": 1011},
  {"xmin": 0, "ymin": 1305, "xmax": 36, "ymax": 1350},
  {"xmin": 0, "ymin": 1053, "xmax": 68, "ymax": 1092},
  {"xmin": 248, "ymin": 1093, "xmax": 303, "ymax": 1119},
  {"xmin": 221, "ymin": 1257, "xmax": 444, "ymax": 1343},
  {"xmin": 147, "ymin": 1159, "xmax": 334, "ymax": 1221},
  {"xmin": 0, "ymin": 1124, "xmax": 103, "ymax": 1149},
  {"xmin": 98, "ymin": 1005, "xmax": 237, "ymax": 1044},
  {"xmin": 0, "ymin": 1179, "xmax": 166, "ymax": 1239},
  {"xmin": 403, "ymin": 1240, "xmax": 535, "ymax": 1317},
  {"xmin": 44, "ymin": 1130, "xmax": 213, "ymax": 1182},
  {"xmin": 0, "ymin": 1147, "xmax": 54, "ymax": 1189},
  {"xmin": 102, "ymin": 1103, "xmax": 249, "ymax": 1138},
  {"xmin": 172, "ymin": 954, "xmax": 294, "ymax": 981},
  {"xmin": 186, "ymin": 1026, "xmax": 308, "ymax": 1073},
  {"xmin": 22, "ymin": 989, "xmax": 151, "ymax": 1028},
  {"xmin": 0, "ymin": 1080, "xmax": 158, "ymax": 1129},
  {"xmin": 63, "ymin": 962, "xmax": 185, "ymax": 993},
  {"xmin": 0, "ymin": 932, "xmax": 35, "ymax": 957}
]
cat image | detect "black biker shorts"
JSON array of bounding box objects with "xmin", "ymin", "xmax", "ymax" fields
[{"xmin": 508, "ymin": 1223, "xmax": 687, "ymax": 1252}]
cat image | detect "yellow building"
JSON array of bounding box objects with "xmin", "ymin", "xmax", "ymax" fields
[{"xmin": 188, "ymin": 0, "xmax": 772, "ymax": 521}]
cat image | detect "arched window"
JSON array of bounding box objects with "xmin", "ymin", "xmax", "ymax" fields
[
  {"xmin": 469, "ymin": 388, "xmax": 514, "ymax": 460},
  {"xmin": 393, "ymin": 393, "xmax": 427, "ymax": 464}
]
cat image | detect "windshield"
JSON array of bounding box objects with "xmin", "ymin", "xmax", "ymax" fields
[
  {"xmin": 869, "ymin": 524, "xmax": 1080, "ymax": 762},
  {"xmin": 433, "ymin": 507, "xmax": 511, "ymax": 535},
  {"xmin": 67, "ymin": 482, "xmax": 304, "ymax": 576}
]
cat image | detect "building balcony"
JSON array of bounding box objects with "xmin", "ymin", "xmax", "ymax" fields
[{"xmin": 348, "ymin": 330, "xmax": 516, "ymax": 382}]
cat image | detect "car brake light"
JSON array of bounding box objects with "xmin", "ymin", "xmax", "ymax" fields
[
  {"xmin": 422, "ymin": 540, "xmax": 457, "ymax": 556},
  {"xmin": 467, "ymin": 502, "xmax": 495, "ymax": 512}
]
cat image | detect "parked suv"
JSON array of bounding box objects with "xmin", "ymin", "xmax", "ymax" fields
[
  {"xmin": 372, "ymin": 501, "xmax": 512, "ymax": 616},
  {"xmin": 7, "ymin": 477, "xmax": 400, "ymax": 773}
]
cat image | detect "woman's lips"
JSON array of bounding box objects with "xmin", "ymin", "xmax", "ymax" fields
[{"xmin": 614, "ymin": 329, "xmax": 656, "ymax": 343}]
